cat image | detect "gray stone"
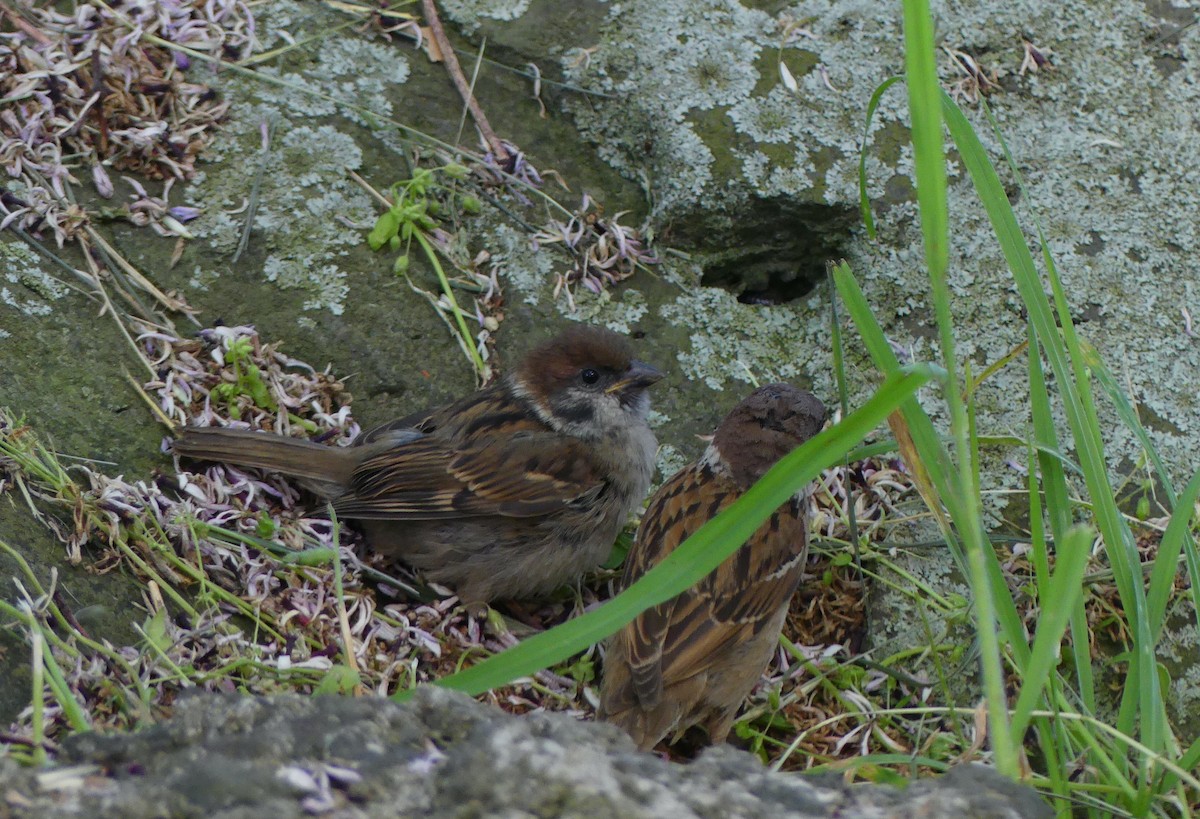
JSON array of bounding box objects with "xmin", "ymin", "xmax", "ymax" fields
[{"xmin": 0, "ymin": 688, "xmax": 1051, "ymax": 818}]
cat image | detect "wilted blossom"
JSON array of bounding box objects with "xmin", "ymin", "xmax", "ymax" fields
[
  {"xmin": 533, "ymin": 194, "xmax": 660, "ymax": 309},
  {"xmin": 92, "ymin": 164, "xmax": 115, "ymax": 199},
  {"xmin": 476, "ymin": 139, "xmax": 543, "ymax": 204},
  {"xmin": 0, "ymin": 0, "xmax": 253, "ymax": 246},
  {"xmin": 169, "ymin": 205, "xmax": 201, "ymax": 222}
]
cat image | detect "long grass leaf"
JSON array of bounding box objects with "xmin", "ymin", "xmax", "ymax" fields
[
  {"xmin": 833, "ymin": 264, "xmax": 1028, "ymax": 661},
  {"xmin": 900, "ymin": 0, "xmax": 947, "ymax": 274},
  {"xmin": 1083, "ymin": 342, "xmax": 1200, "ymax": 636},
  {"xmin": 1146, "ymin": 469, "xmax": 1200, "ymax": 640},
  {"xmin": 942, "ymin": 90, "xmax": 1163, "ymax": 754},
  {"xmin": 396, "ymin": 368, "xmax": 934, "ymax": 698},
  {"xmin": 1010, "ymin": 524, "xmax": 1093, "ymax": 741},
  {"xmin": 837, "ymin": 254, "xmax": 1018, "ymax": 773},
  {"xmin": 1028, "ymin": 328, "xmax": 1095, "ymax": 710},
  {"xmin": 858, "ymin": 76, "xmax": 903, "ymax": 238}
]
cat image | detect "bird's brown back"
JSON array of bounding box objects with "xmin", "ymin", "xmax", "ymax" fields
[
  {"xmin": 599, "ymin": 459, "xmax": 808, "ymax": 749},
  {"xmin": 599, "ymin": 383, "xmax": 825, "ymax": 751}
]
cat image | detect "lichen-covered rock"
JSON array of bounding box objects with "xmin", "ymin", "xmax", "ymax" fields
[
  {"xmin": 0, "ymin": 688, "xmax": 1051, "ymax": 818},
  {"xmin": 449, "ymin": 0, "xmax": 1200, "ymax": 494}
]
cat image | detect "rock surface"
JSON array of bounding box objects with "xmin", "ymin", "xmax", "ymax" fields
[
  {"xmin": 1, "ymin": 0, "xmax": 1197, "ymax": 802},
  {"xmin": 0, "ymin": 688, "xmax": 1051, "ymax": 818}
]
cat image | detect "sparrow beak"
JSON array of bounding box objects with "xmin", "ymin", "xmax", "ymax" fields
[{"xmin": 606, "ymin": 360, "xmax": 664, "ymax": 394}]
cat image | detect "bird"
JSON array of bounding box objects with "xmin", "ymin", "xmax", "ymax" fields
[
  {"xmin": 597, "ymin": 383, "xmax": 827, "ymax": 751},
  {"xmin": 173, "ymin": 324, "xmax": 663, "ymax": 614}
]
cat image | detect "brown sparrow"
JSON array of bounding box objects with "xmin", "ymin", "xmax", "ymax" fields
[
  {"xmin": 597, "ymin": 384, "xmax": 826, "ymax": 751},
  {"xmin": 173, "ymin": 325, "xmax": 663, "ymax": 612}
]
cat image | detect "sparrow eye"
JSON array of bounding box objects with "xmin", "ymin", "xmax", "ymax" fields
[{"xmin": 580, "ymin": 368, "xmax": 600, "ymax": 385}]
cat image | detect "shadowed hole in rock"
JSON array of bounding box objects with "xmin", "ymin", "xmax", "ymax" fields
[{"xmin": 683, "ymin": 200, "xmax": 858, "ymax": 305}]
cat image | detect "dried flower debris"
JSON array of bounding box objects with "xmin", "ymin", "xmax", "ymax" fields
[
  {"xmin": 746, "ymin": 457, "xmax": 931, "ymax": 770},
  {"xmin": 0, "ymin": 325, "xmax": 597, "ymax": 745},
  {"xmin": 1, "ymin": 324, "xmax": 924, "ymax": 765},
  {"xmin": 534, "ymin": 194, "xmax": 659, "ymax": 310},
  {"xmin": 0, "ymin": 0, "xmax": 254, "ymax": 246},
  {"xmin": 475, "ymin": 138, "xmax": 543, "ymax": 201},
  {"xmin": 943, "ymin": 46, "xmax": 1001, "ymax": 104}
]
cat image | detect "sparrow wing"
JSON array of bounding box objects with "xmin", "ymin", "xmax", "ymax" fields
[
  {"xmin": 612, "ymin": 464, "xmax": 712, "ymax": 708},
  {"xmin": 331, "ymin": 431, "xmax": 603, "ymax": 520},
  {"xmin": 354, "ymin": 385, "xmax": 508, "ymax": 446},
  {"xmin": 353, "ymin": 416, "xmax": 430, "ymax": 447},
  {"xmin": 615, "ymin": 464, "xmax": 808, "ymax": 709}
]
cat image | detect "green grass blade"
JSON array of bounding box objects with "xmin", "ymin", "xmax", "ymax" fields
[
  {"xmin": 832, "ymin": 263, "xmax": 963, "ymax": 565},
  {"xmin": 900, "ymin": 0, "xmax": 947, "ymax": 274},
  {"xmin": 1030, "ymin": 718, "xmax": 1072, "ymax": 817},
  {"xmin": 1028, "ymin": 326, "xmax": 1094, "ymax": 710},
  {"xmin": 827, "ymin": 264, "xmax": 864, "ymax": 582},
  {"xmin": 847, "ymin": 435, "xmax": 1078, "ymax": 473},
  {"xmin": 833, "ymin": 265, "xmax": 1029, "ymax": 660},
  {"xmin": 1024, "ymin": 440, "xmax": 1051, "ymax": 609},
  {"xmin": 413, "ymin": 228, "xmax": 487, "ymax": 379},
  {"xmin": 1028, "ymin": 333, "xmax": 1073, "ymax": 548},
  {"xmin": 39, "ymin": 638, "xmax": 91, "ymax": 733},
  {"xmin": 1082, "ymin": 341, "xmax": 1200, "ymax": 636},
  {"xmin": 858, "ymin": 76, "xmax": 903, "ymax": 238},
  {"xmin": 1080, "ymin": 341, "xmax": 1179, "ymax": 505},
  {"xmin": 942, "ymin": 91, "xmax": 1163, "ymax": 753},
  {"xmin": 1010, "ymin": 524, "xmax": 1093, "ymax": 741},
  {"xmin": 1022, "ymin": 333, "xmax": 1051, "ymax": 590},
  {"xmin": 395, "ymin": 368, "xmax": 934, "ymax": 699},
  {"xmin": 836, "ymin": 249, "xmax": 1021, "ymax": 773},
  {"xmin": 1146, "ymin": 469, "xmax": 1200, "ymax": 640},
  {"xmin": 1178, "ymin": 735, "xmax": 1200, "ymax": 783}
]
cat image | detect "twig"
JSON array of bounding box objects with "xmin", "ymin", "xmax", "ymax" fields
[
  {"xmin": 347, "ymin": 170, "xmax": 392, "ymax": 208},
  {"xmin": 122, "ymin": 21, "xmax": 571, "ymax": 218},
  {"xmin": 324, "ymin": 0, "xmax": 614, "ymax": 97},
  {"xmin": 233, "ymin": 118, "xmax": 276, "ymax": 264},
  {"xmin": 0, "ymin": 5, "xmax": 53, "ymax": 45},
  {"xmin": 123, "ymin": 369, "xmax": 178, "ymax": 432},
  {"xmin": 420, "ymin": 0, "xmax": 510, "ymax": 162},
  {"xmin": 84, "ymin": 227, "xmax": 193, "ymax": 317}
]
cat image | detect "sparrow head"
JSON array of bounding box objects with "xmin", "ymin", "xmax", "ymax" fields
[
  {"xmin": 711, "ymin": 383, "xmax": 827, "ymax": 488},
  {"xmin": 514, "ymin": 325, "xmax": 664, "ymax": 439}
]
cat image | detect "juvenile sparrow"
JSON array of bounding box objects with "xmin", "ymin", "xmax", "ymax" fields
[
  {"xmin": 598, "ymin": 384, "xmax": 827, "ymax": 751},
  {"xmin": 173, "ymin": 325, "xmax": 663, "ymax": 612}
]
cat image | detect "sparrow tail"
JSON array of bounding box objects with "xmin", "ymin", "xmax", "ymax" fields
[{"xmin": 173, "ymin": 427, "xmax": 355, "ymax": 494}]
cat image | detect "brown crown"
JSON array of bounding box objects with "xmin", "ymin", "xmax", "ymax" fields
[
  {"xmin": 713, "ymin": 383, "xmax": 828, "ymax": 488},
  {"xmin": 517, "ymin": 325, "xmax": 636, "ymax": 398}
]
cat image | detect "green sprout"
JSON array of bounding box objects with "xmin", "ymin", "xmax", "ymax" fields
[
  {"xmin": 367, "ymin": 163, "xmax": 487, "ymax": 380},
  {"xmin": 553, "ymin": 653, "xmax": 596, "ymax": 687},
  {"xmin": 210, "ymin": 337, "xmax": 276, "ymax": 418}
]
